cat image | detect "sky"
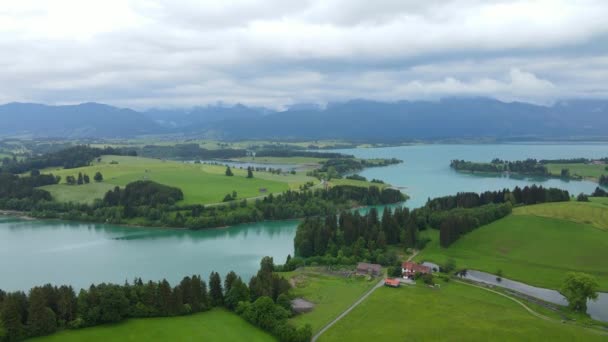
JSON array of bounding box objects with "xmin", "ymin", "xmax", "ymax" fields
[{"xmin": 1, "ymin": 0, "xmax": 607, "ymax": 109}]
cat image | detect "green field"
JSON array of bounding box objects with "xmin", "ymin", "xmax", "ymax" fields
[
  {"xmin": 30, "ymin": 309, "xmax": 274, "ymax": 342},
  {"xmin": 232, "ymin": 156, "xmax": 327, "ymax": 165},
  {"xmin": 514, "ymin": 201, "xmax": 608, "ymax": 230},
  {"xmin": 546, "ymin": 163, "xmax": 607, "ymax": 180},
  {"xmin": 39, "ymin": 156, "xmax": 316, "ymax": 205},
  {"xmin": 320, "ymin": 282, "xmax": 605, "ymax": 341},
  {"xmin": 282, "ymin": 268, "xmax": 378, "ymax": 333},
  {"xmin": 329, "ymin": 178, "xmax": 387, "ymax": 189},
  {"xmin": 416, "ymin": 214, "xmax": 608, "ymax": 290}
]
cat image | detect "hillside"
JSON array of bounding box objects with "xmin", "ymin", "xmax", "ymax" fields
[{"xmin": 416, "ymin": 206, "xmax": 608, "ymax": 290}]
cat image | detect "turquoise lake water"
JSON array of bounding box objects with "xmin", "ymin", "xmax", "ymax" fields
[{"xmin": 1, "ymin": 143, "xmax": 606, "ymax": 291}]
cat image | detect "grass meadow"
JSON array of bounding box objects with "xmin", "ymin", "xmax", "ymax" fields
[
  {"xmin": 416, "ymin": 212, "xmax": 608, "ymax": 290},
  {"xmin": 281, "ymin": 267, "xmax": 378, "ymax": 333},
  {"xmin": 513, "ymin": 201, "xmax": 608, "ymax": 230},
  {"xmin": 39, "ymin": 155, "xmax": 316, "ymax": 205},
  {"xmin": 546, "ymin": 163, "xmax": 606, "ymax": 180},
  {"xmin": 320, "ymin": 282, "xmax": 606, "ymax": 341},
  {"xmin": 30, "ymin": 309, "xmax": 275, "ymax": 342}
]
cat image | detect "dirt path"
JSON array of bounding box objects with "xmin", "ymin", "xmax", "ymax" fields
[{"xmin": 311, "ymin": 250, "xmax": 419, "ymax": 342}]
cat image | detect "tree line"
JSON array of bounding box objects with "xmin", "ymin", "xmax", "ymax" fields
[
  {"xmin": 438, "ymin": 203, "xmax": 512, "ymax": 247},
  {"xmin": 0, "ymin": 257, "xmax": 310, "ymax": 342},
  {"xmin": 137, "ymin": 143, "xmax": 351, "ymax": 160},
  {"xmin": 0, "ymin": 146, "xmax": 135, "ymax": 174},
  {"xmin": 0, "ymin": 179, "xmax": 405, "ymax": 230},
  {"xmin": 422, "ymin": 185, "xmax": 570, "ymax": 212},
  {"xmin": 417, "ymin": 186, "xmax": 569, "ymax": 247},
  {"xmin": 292, "ymin": 186, "xmax": 572, "ymax": 264},
  {"xmin": 0, "ymin": 173, "xmax": 58, "ymax": 203}
]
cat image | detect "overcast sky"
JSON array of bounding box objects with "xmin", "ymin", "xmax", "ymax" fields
[{"xmin": 1, "ymin": 0, "xmax": 607, "ymax": 109}]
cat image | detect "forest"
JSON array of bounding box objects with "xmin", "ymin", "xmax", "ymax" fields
[
  {"xmin": 290, "ymin": 186, "xmax": 572, "ymax": 267},
  {"xmin": 0, "ymin": 257, "xmax": 310, "ymax": 342}
]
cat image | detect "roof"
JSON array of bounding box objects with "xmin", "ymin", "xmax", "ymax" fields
[
  {"xmin": 384, "ymin": 278, "xmax": 400, "ymax": 286},
  {"xmin": 402, "ymin": 261, "xmax": 431, "ymax": 273}
]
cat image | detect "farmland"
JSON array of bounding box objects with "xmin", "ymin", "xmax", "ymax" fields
[
  {"xmin": 513, "ymin": 201, "xmax": 608, "ymax": 231},
  {"xmin": 320, "ymin": 282, "xmax": 605, "ymax": 341},
  {"xmin": 39, "ymin": 155, "xmax": 313, "ymax": 205},
  {"xmin": 415, "ymin": 210, "xmax": 608, "ymax": 290},
  {"xmin": 281, "ymin": 268, "xmax": 378, "ymax": 333},
  {"xmin": 546, "ymin": 163, "xmax": 607, "ymax": 180}
]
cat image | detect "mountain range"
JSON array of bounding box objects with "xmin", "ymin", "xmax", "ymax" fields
[{"xmin": 0, "ymin": 98, "xmax": 606, "ymax": 141}]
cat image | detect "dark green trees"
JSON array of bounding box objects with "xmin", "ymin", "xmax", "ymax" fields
[
  {"xmin": 225, "ymin": 166, "xmax": 234, "ymax": 176},
  {"xmin": 247, "ymin": 166, "xmax": 254, "ymax": 178},
  {"xmin": 27, "ymin": 287, "xmax": 57, "ymax": 336},
  {"xmin": 224, "ymin": 278, "xmax": 249, "ymax": 310},
  {"xmin": 0, "ymin": 292, "xmax": 27, "ymax": 341},
  {"xmin": 209, "ymin": 272, "xmax": 224, "ymax": 306},
  {"xmin": 93, "ymin": 172, "xmax": 103, "ymax": 182}
]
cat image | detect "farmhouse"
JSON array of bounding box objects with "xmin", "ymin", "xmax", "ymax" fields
[
  {"xmin": 356, "ymin": 262, "xmax": 382, "ymax": 277},
  {"xmin": 402, "ymin": 261, "xmax": 431, "ymax": 279},
  {"xmin": 384, "ymin": 278, "xmax": 400, "ymax": 288}
]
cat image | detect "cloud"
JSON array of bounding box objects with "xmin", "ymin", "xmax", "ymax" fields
[{"xmin": 0, "ymin": 0, "xmax": 607, "ymax": 108}]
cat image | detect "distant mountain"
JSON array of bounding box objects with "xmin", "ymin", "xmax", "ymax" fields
[
  {"xmin": 143, "ymin": 104, "xmax": 268, "ymax": 129},
  {"xmin": 0, "ymin": 98, "xmax": 607, "ymax": 140},
  {"xmin": 207, "ymin": 98, "xmax": 608, "ymax": 141},
  {"xmin": 0, "ymin": 102, "xmax": 160, "ymax": 138}
]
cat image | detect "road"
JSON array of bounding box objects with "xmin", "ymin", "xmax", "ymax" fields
[{"xmin": 311, "ymin": 250, "xmax": 419, "ymax": 342}]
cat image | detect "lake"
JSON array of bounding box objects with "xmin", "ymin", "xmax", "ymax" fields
[
  {"xmin": 0, "ymin": 216, "xmax": 297, "ymax": 291},
  {"xmin": 335, "ymin": 143, "xmax": 606, "ymax": 207},
  {"xmin": 1, "ymin": 143, "xmax": 607, "ymax": 292}
]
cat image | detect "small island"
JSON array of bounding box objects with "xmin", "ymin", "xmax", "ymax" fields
[{"xmin": 450, "ymin": 158, "xmax": 608, "ymax": 185}]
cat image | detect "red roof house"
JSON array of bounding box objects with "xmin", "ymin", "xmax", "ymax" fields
[
  {"xmin": 384, "ymin": 278, "xmax": 401, "ymax": 288},
  {"xmin": 402, "ymin": 261, "xmax": 431, "ymax": 279}
]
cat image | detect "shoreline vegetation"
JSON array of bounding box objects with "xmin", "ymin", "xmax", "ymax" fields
[
  {"xmin": 450, "ymin": 158, "xmax": 608, "ymax": 185},
  {"xmin": 0, "ymin": 258, "xmax": 312, "ymax": 342},
  {"xmin": 0, "ymin": 145, "xmax": 406, "ymax": 230}
]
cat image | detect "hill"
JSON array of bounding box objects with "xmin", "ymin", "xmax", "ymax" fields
[{"xmin": 416, "ymin": 209, "xmax": 608, "ymax": 290}]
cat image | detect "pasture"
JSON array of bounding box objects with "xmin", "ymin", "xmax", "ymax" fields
[
  {"xmin": 320, "ymin": 282, "xmax": 606, "ymax": 341},
  {"xmin": 282, "ymin": 267, "xmax": 378, "ymax": 333},
  {"xmin": 39, "ymin": 155, "xmax": 315, "ymax": 205},
  {"xmin": 546, "ymin": 163, "xmax": 606, "ymax": 180},
  {"xmin": 513, "ymin": 201, "xmax": 608, "ymax": 230},
  {"xmin": 416, "ymin": 214, "xmax": 608, "ymax": 290},
  {"xmin": 30, "ymin": 309, "xmax": 275, "ymax": 342}
]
